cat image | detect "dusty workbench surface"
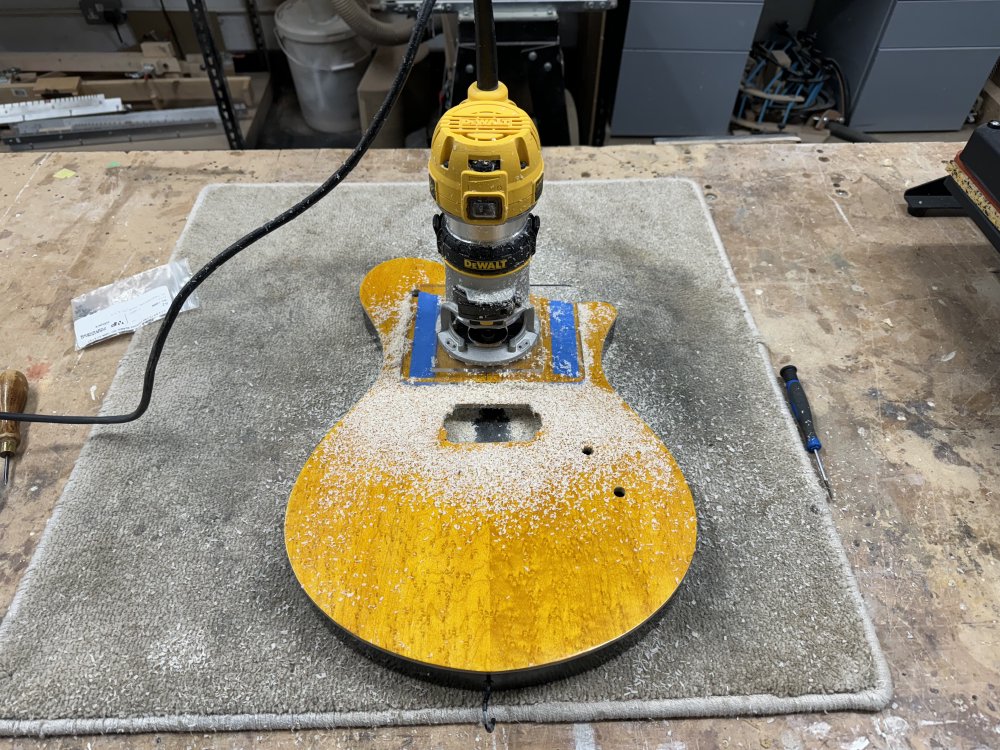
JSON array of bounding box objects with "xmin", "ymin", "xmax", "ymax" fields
[{"xmin": 0, "ymin": 144, "xmax": 997, "ymax": 749}]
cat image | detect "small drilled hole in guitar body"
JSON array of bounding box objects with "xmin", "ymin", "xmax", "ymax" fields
[{"xmin": 444, "ymin": 404, "xmax": 541, "ymax": 443}]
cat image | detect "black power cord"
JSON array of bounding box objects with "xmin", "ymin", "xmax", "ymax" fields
[
  {"xmin": 158, "ymin": 0, "xmax": 183, "ymax": 54},
  {"xmin": 1, "ymin": 0, "xmax": 437, "ymax": 427},
  {"xmin": 473, "ymin": 0, "xmax": 498, "ymax": 91}
]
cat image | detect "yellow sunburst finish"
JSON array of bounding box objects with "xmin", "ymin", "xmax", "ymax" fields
[{"xmin": 285, "ymin": 258, "xmax": 697, "ymax": 681}]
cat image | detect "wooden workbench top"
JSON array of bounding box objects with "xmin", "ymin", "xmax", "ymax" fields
[{"xmin": 0, "ymin": 144, "xmax": 997, "ymax": 749}]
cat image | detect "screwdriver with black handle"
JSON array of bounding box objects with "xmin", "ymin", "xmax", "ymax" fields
[
  {"xmin": 779, "ymin": 364, "xmax": 833, "ymax": 500},
  {"xmin": 0, "ymin": 370, "xmax": 29, "ymax": 488}
]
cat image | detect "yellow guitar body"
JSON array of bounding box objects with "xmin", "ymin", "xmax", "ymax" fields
[{"xmin": 285, "ymin": 258, "xmax": 697, "ymax": 686}]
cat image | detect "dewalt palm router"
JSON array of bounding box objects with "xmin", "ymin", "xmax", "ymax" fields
[{"xmin": 426, "ymin": 0, "xmax": 544, "ymax": 366}]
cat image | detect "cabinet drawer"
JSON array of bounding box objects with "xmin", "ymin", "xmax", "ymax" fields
[
  {"xmin": 624, "ymin": 1, "xmax": 764, "ymax": 52},
  {"xmin": 882, "ymin": 1, "xmax": 1000, "ymax": 49},
  {"xmin": 851, "ymin": 47, "xmax": 1000, "ymax": 131},
  {"xmin": 612, "ymin": 50, "xmax": 747, "ymax": 136}
]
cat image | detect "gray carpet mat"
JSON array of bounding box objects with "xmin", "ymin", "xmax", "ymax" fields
[{"xmin": 0, "ymin": 179, "xmax": 890, "ymax": 735}]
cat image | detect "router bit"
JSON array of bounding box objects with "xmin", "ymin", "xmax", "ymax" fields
[{"xmin": 0, "ymin": 370, "xmax": 29, "ymax": 487}]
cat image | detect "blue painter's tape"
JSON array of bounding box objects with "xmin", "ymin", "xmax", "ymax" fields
[
  {"xmin": 549, "ymin": 300, "xmax": 580, "ymax": 378},
  {"xmin": 410, "ymin": 292, "xmax": 439, "ymax": 378}
]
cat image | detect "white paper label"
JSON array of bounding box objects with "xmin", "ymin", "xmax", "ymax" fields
[{"xmin": 73, "ymin": 285, "xmax": 172, "ymax": 349}]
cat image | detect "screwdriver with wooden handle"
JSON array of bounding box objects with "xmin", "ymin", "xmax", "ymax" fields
[
  {"xmin": 779, "ymin": 364, "xmax": 833, "ymax": 500},
  {"xmin": 0, "ymin": 370, "xmax": 29, "ymax": 487}
]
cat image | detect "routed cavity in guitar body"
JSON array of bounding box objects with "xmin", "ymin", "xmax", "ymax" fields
[
  {"xmin": 285, "ymin": 258, "xmax": 698, "ymax": 689},
  {"xmin": 444, "ymin": 404, "xmax": 541, "ymax": 443}
]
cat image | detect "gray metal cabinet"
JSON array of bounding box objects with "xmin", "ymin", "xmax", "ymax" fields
[
  {"xmin": 612, "ymin": 0, "xmax": 765, "ymax": 136},
  {"xmin": 811, "ymin": 0, "xmax": 1000, "ymax": 132}
]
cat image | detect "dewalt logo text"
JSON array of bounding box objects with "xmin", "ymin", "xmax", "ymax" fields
[{"xmin": 464, "ymin": 259, "xmax": 508, "ymax": 271}]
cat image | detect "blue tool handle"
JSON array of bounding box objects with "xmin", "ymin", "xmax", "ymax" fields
[{"xmin": 779, "ymin": 365, "xmax": 822, "ymax": 453}]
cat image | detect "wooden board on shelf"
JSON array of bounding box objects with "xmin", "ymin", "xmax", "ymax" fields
[
  {"xmin": 0, "ymin": 43, "xmax": 196, "ymax": 76},
  {"xmin": 0, "ymin": 75, "xmax": 256, "ymax": 107}
]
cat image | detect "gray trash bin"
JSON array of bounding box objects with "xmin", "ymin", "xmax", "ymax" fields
[{"xmin": 275, "ymin": 0, "xmax": 370, "ymax": 134}]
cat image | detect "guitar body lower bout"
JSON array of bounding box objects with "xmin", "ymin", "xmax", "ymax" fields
[{"xmin": 285, "ymin": 258, "xmax": 697, "ymax": 688}]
